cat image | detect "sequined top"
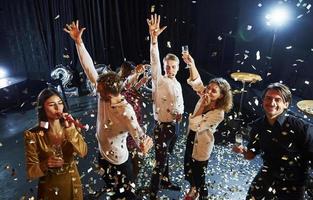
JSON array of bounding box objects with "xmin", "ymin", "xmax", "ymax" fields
[{"xmin": 24, "ymin": 126, "xmax": 87, "ymax": 199}]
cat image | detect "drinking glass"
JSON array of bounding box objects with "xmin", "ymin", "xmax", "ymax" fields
[
  {"xmin": 182, "ymin": 45, "xmax": 189, "ymax": 54},
  {"xmin": 235, "ymin": 134, "xmax": 243, "ymax": 146}
]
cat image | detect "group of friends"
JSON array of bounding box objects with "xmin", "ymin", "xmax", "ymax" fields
[{"xmin": 24, "ymin": 14, "xmax": 313, "ymax": 200}]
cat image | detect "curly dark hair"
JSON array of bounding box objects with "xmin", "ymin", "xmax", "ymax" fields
[
  {"xmin": 209, "ymin": 78, "xmax": 233, "ymax": 113},
  {"xmin": 97, "ymin": 71, "xmax": 123, "ymax": 96}
]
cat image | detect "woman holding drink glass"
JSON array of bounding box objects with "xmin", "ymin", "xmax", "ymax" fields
[
  {"xmin": 24, "ymin": 88, "xmax": 87, "ymax": 200},
  {"xmin": 182, "ymin": 52, "xmax": 233, "ymax": 199}
]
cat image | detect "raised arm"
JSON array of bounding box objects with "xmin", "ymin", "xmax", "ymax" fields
[
  {"xmin": 182, "ymin": 53, "xmax": 205, "ymax": 93},
  {"xmin": 64, "ymin": 20, "xmax": 98, "ymax": 86},
  {"xmin": 147, "ymin": 14, "xmax": 167, "ymax": 82},
  {"xmin": 182, "ymin": 53, "xmax": 199, "ymax": 81}
]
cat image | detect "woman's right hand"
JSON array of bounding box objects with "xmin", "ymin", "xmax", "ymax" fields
[
  {"xmin": 46, "ymin": 156, "xmax": 64, "ymax": 168},
  {"xmin": 182, "ymin": 53, "xmax": 195, "ymax": 66},
  {"xmin": 63, "ymin": 20, "xmax": 86, "ymax": 44}
]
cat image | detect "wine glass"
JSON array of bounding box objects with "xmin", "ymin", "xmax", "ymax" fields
[
  {"xmin": 235, "ymin": 134, "xmax": 243, "ymax": 146},
  {"xmin": 52, "ymin": 144, "xmax": 63, "ymax": 159},
  {"xmin": 182, "ymin": 45, "xmax": 190, "ymax": 69},
  {"xmin": 182, "ymin": 45, "xmax": 189, "ymax": 54}
]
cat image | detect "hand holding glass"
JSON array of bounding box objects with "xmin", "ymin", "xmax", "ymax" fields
[{"xmin": 235, "ymin": 134, "xmax": 243, "ymax": 146}]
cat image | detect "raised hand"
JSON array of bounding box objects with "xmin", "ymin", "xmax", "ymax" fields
[
  {"xmin": 146, "ymin": 14, "xmax": 167, "ymax": 42},
  {"xmin": 63, "ymin": 20, "xmax": 86, "ymax": 44},
  {"xmin": 46, "ymin": 155, "xmax": 64, "ymax": 168},
  {"xmin": 182, "ymin": 53, "xmax": 195, "ymax": 66},
  {"xmin": 140, "ymin": 135, "xmax": 154, "ymax": 155}
]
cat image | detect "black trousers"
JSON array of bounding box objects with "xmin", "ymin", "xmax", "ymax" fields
[
  {"xmin": 150, "ymin": 121, "xmax": 178, "ymax": 194},
  {"xmin": 98, "ymin": 153, "xmax": 138, "ymax": 200},
  {"xmin": 247, "ymin": 168, "xmax": 305, "ymax": 200},
  {"xmin": 184, "ymin": 131, "xmax": 209, "ymax": 199}
]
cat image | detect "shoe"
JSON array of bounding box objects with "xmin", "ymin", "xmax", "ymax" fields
[
  {"xmin": 184, "ymin": 187, "xmax": 199, "ymax": 200},
  {"xmin": 160, "ymin": 181, "xmax": 181, "ymax": 191}
]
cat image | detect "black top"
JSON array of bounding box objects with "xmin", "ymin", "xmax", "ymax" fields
[{"xmin": 247, "ymin": 112, "xmax": 313, "ymax": 184}]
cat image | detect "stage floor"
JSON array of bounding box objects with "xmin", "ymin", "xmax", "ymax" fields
[{"xmin": 0, "ymin": 94, "xmax": 309, "ymax": 199}]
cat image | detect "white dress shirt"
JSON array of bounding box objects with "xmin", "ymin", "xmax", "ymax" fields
[
  {"xmin": 150, "ymin": 43, "xmax": 184, "ymax": 122},
  {"xmin": 76, "ymin": 43, "xmax": 145, "ymax": 165}
]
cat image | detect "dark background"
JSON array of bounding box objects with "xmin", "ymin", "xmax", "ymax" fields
[{"xmin": 0, "ymin": 0, "xmax": 312, "ymax": 111}]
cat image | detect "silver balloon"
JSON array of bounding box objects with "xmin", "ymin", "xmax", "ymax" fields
[{"xmin": 50, "ymin": 64, "xmax": 73, "ymax": 89}]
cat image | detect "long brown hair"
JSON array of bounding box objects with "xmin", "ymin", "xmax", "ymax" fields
[
  {"xmin": 36, "ymin": 88, "xmax": 68, "ymax": 123},
  {"xmin": 209, "ymin": 78, "xmax": 233, "ymax": 113}
]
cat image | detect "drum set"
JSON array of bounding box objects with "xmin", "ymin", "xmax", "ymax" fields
[
  {"xmin": 230, "ymin": 71, "xmax": 313, "ymax": 119},
  {"xmin": 297, "ymin": 100, "xmax": 313, "ymax": 116}
]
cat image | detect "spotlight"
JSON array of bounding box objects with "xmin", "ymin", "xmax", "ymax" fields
[
  {"xmin": 265, "ymin": 6, "xmax": 291, "ymax": 27},
  {"xmin": 0, "ymin": 67, "xmax": 7, "ymax": 79}
]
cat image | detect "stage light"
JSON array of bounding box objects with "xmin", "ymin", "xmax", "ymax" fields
[
  {"xmin": 0, "ymin": 67, "xmax": 8, "ymax": 79},
  {"xmin": 265, "ymin": 6, "xmax": 291, "ymax": 27}
]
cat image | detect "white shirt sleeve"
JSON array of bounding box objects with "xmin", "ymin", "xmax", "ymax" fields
[
  {"xmin": 76, "ymin": 43, "xmax": 99, "ymax": 86},
  {"xmin": 150, "ymin": 43, "xmax": 162, "ymax": 86},
  {"xmin": 187, "ymin": 76, "xmax": 206, "ymax": 94}
]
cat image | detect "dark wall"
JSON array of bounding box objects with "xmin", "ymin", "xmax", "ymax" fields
[
  {"xmin": 234, "ymin": 0, "xmax": 313, "ymax": 99},
  {"xmin": 0, "ymin": 0, "xmax": 239, "ymax": 81}
]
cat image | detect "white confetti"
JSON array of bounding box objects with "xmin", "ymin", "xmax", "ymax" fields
[
  {"xmin": 166, "ymin": 41, "xmax": 171, "ymax": 48},
  {"xmin": 256, "ymin": 51, "xmax": 260, "ymax": 60}
]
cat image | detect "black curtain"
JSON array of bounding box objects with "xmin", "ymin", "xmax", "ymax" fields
[
  {"xmin": 1, "ymin": 0, "xmax": 240, "ymax": 81},
  {"xmin": 1, "ymin": 0, "xmax": 153, "ymax": 80}
]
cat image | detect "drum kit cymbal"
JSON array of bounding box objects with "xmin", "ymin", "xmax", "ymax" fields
[
  {"xmin": 230, "ymin": 72, "xmax": 312, "ymax": 118},
  {"xmin": 297, "ymin": 100, "xmax": 313, "ymax": 116},
  {"xmin": 230, "ymin": 72, "xmax": 262, "ymax": 116}
]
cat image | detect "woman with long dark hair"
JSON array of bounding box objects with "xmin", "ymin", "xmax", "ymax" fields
[{"xmin": 24, "ymin": 88, "xmax": 87, "ymax": 199}]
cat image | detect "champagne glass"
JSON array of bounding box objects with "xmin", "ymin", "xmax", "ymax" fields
[
  {"xmin": 52, "ymin": 144, "xmax": 63, "ymax": 160},
  {"xmin": 235, "ymin": 134, "xmax": 243, "ymax": 146},
  {"xmin": 182, "ymin": 45, "xmax": 189, "ymax": 54},
  {"xmin": 182, "ymin": 45, "xmax": 190, "ymax": 69}
]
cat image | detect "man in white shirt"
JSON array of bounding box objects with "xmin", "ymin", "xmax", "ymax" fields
[
  {"xmin": 147, "ymin": 14, "xmax": 184, "ymax": 198},
  {"xmin": 64, "ymin": 21, "xmax": 153, "ymax": 200}
]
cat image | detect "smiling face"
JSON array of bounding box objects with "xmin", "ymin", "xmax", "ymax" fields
[
  {"xmin": 262, "ymin": 89, "xmax": 289, "ymax": 119},
  {"xmin": 204, "ymin": 82, "xmax": 223, "ymax": 103},
  {"xmin": 163, "ymin": 59, "xmax": 179, "ymax": 78},
  {"xmin": 43, "ymin": 95, "xmax": 64, "ymax": 120}
]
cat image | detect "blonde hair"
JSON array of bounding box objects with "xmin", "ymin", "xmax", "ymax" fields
[
  {"xmin": 209, "ymin": 78, "xmax": 233, "ymax": 113},
  {"xmin": 163, "ymin": 53, "xmax": 180, "ymax": 65}
]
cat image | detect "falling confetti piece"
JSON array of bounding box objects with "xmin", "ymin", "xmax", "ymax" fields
[
  {"xmin": 256, "ymin": 51, "xmax": 260, "ymax": 60},
  {"xmin": 54, "ymin": 15, "xmax": 60, "ymax": 20},
  {"xmin": 166, "ymin": 41, "xmax": 171, "ymax": 48}
]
